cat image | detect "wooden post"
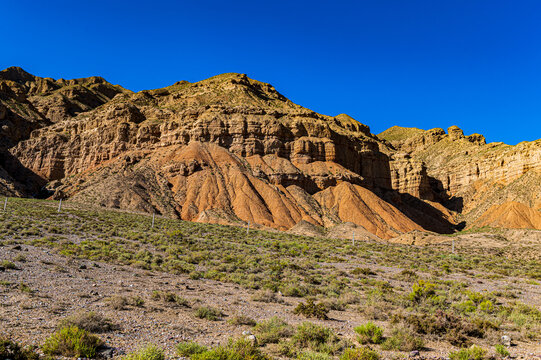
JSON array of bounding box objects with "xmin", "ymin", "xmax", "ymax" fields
[
  {"xmin": 3, "ymin": 197, "xmax": 6, "ymax": 211},
  {"xmin": 247, "ymin": 221, "xmax": 250, "ymax": 234},
  {"xmin": 452, "ymin": 238, "xmax": 455, "ymax": 254},
  {"xmin": 57, "ymin": 199, "xmax": 62, "ymax": 213},
  {"xmin": 352, "ymin": 231, "xmax": 355, "ymax": 246},
  {"xmin": 151, "ymin": 212, "xmax": 155, "ymax": 228}
]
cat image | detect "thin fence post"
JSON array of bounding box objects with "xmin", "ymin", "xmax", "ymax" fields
[
  {"xmin": 3, "ymin": 197, "xmax": 6, "ymax": 211},
  {"xmin": 452, "ymin": 238, "xmax": 455, "ymax": 254},
  {"xmin": 247, "ymin": 221, "xmax": 250, "ymax": 234},
  {"xmin": 57, "ymin": 199, "xmax": 62, "ymax": 213},
  {"xmin": 151, "ymin": 212, "xmax": 155, "ymax": 228},
  {"xmin": 352, "ymin": 231, "xmax": 355, "ymax": 246}
]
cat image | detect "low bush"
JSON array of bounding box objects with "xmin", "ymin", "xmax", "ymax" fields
[
  {"xmin": 176, "ymin": 341, "xmax": 207, "ymax": 357},
  {"xmin": 106, "ymin": 295, "xmax": 128, "ymax": 310},
  {"xmin": 151, "ymin": 291, "xmax": 189, "ymax": 307},
  {"xmin": 351, "ymin": 267, "xmax": 376, "ymax": 276},
  {"xmin": 448, "ymin": 345, "xmax": 488, "ymax": 360},
  {"xmin": 191, "ymin": 338, "xmax": 269, "ymax": 360},
  {"xmin": 340, "ymin": 347, "xmax": 380, "ymax": 360},
  {"xmin": 252, "ymin": 289, "xmax": 284, "ymax": 304},
  {"xmin": 381, "ymin": 326, "xmax": 423, "ymax": 352},
  {"xmin": 354, "ymin": 322, "xmax": 383, "ymax": 344},
  {"xmin": 0, "ymin": 338, "xmax": 39, "ymax": 360},
  {"xmin": 254, "ymin": 317, "xmax": 293, "ymax": 345},
  {"xmin": 122, "ymin": 344, "xmax": 164, "ymax": 360},
  {"xmin": 194, "ymin": 306, "xmax": 224, "ymax": 321},
  {"xmin": 409, "ymin": 280, "xmax": 436, "ymax": 302},
  {"xmin": 290, "ymin": 322, "xmax": 345, "ymax": 355},
  {"xmin": 298, "ymin": 350, "xmax": 333, "ymax": 360},
  {"xmin": 228, "ymin": 315, "xmax": 256, "ymax": 326},
  {"xmin": 294, "ymin": 299, "xmax": 329, "ymax": 320},
  {"xmin": 59, "ymin": 311, "xmax": 117, "ymax": 333},
  {"xmin": 494, "ymin": 344, "xmax": 509, "ymax": 357},
  {"xmin": 42, "ymin": 326, "xmax": 103, "ymax": 358}
]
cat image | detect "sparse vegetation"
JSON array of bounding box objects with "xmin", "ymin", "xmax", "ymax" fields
[
  {"xmin": 294, "ymin": 299, "xmax": 329, "ymax": 320},
  {"xmin": 0, "ymin": 338, "xmax": 39, "ymax": 360},
  {"xmin": 42, "ymin": 326, "xmax": 102, "ymax": 358},
  {"xmin": 176, "ymin": 341, "xmax": 208, "ymax": 357},
  {"xmin": 354, "ymin": 322, "xmax": 384, "ymax": 344},
  {"xmin": 194, "ymin": 305, "xmax": 224, "ymax": 321},
  {"xmin": 122, "ymin": 344, "xmax": 164, "ymax": 360},
  {"xmin": 58, "ymin": 311, "xmax": 117, "ymax": 333},
  {"xmin": 1, "ymin": 198, "xmax": 541, "ymax": 358}
]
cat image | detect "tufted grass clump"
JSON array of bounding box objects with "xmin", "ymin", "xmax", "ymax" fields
[
  {"xmin": 59, "ymin": 311, "xmax": 117, "ymax": 333},
  {"xmin": 448, "ymin": 345, "xmax": 488, "ymax": 360},
  {"xmin": 190, "ymin": 338, "xmax": 269, "ymax": 360},
  {"xmin": 42, "ymin": 326, "xmax": 103, "ymax": 358},
  {"xmin": 340, "ymin": 347, "xmax": 380, "ymax": 360},
  {"xmin": 354, "ymin": 322, "xmax": 383, "ymax": 344},
  {"xmin": 294, "ymin": 299, "xmax": 329, "ymax": 320},
  {"xmin": 0, "ymin": 338, "xmax": 39, "ymax": 360},
  {"xmin": 254, "ymin": 317, "xmax": 294, "ymax": 345},
  {"xmin": 176, "ymin": 341, "xmax": 207, "ymax": 357},
  {"xmin": 122, "ymin": 344, "xmax": 164, "ymax": 360},
  {"xmin": 194, "ymin": 305, "xmax": 224, "ymax": 321},
  {"xmin": 288, "ymin": 322, "xmax": 345, "ymax": 356},
  {"xmin": 409, "ymin": 280, "xmax": 436, "ymax": 302},
  {"xmin": 494, "ymin": 344, "xmax": 509, "ymax": 357}
]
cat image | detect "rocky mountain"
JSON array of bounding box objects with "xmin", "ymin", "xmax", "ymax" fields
[
  {"xmin": 1, "ymin": 67, "xmax": 539, "ymax": 239},
  {"xmin": 0, "ymin": 66, "xmax": 129, "ymax": 195},
  {"xmin": 379, "ymin": 125, "xmax": 541, "ymax": 229}
]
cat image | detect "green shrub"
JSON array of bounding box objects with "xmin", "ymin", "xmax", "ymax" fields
[
  {"xmin": 340, "ymin": 347, "xmax": 380, "ymax": 360},
  {"xmin": 1, "ymin": 260, "xmax": 17, "ymax": 269},
  {"xmin": 151, "ymin": 291, "xmax": 189, "ymax": 307},
  {"xmin": 409, "ymin": 280, "xmax": 436, "ymax": 302},
  {"xmin": 479, "ymin": 300, "xmax": 494, "ymax": 313},
  {"xmin": 122, "ymin": 345, "xmax": 164, "ymax": 360},
  {"xmin": 176, "ymin": 341, "xmax": 207, "ymax": 357},
  {"xmin": 293, "ymin": 300, "xmax": 329, "ymax": 320},
  {"xmin": 494, "ymin": 344, "xmax": 509, "ymax": 357},
  {"xmin": 254, "ymin": 317, "xmax": 293, "ymax": 345},
  {"xmin": 0, "ymin": 338, "xmax": 39, "ymax": 360},
  {"xmin": 59, "ymin": 311, "xmax": 117, "ymax": 333},
  {"xmin": 354, "ymin": 322, "xmax": 383, "ymax": 344},
  {"xmin": 42, "ymin": 326, "xmax": 103, "ymax": 358},
  {"xmin": 448, "ymin": 345, "xmax": 487, "ymax": 360},
  {"xmin": 298, "ymin": 350, "xmax": 333, "ymax": 360},
  {"xmin": 191, "ymin": 338, "xmax": 269, "ymax": 360},
  {"xmin": 381, "ymin": 327, "xmax": 423, "ymax": 352},
  {"xmin": 195, "ymin": 306, "xmax": 224, "ymax": 321},
  {"xmin": 228, "ymin": 315, "xmax": 256, "ymax": 326},
  {"xmin": 18, "ymin": 282, "xmax": 33, "ymax": 294},
  {"xmin": 351, "ymin": 267, "xmax": 376, "ymax": 276},
  {"xmin": 106, "ymin": 295, "xmax": 128, "ymax": 310},
  {"xmin": 290, "ymin": 322, "xmax": 344, "ymax": 355}
]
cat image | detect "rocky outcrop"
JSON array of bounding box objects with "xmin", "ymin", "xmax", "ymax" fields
[
  {"xmin": 0, "ymin": 67, "xmax": 129, "ymax": 195},
  {"xmin": 379, "ymin": 125, "xmax": 541, "ymax": 229}
]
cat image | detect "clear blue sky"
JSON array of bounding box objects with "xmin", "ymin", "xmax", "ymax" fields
[{"xmin": 2, "ymin": 0, "xmax": 540, "ymax": 144}]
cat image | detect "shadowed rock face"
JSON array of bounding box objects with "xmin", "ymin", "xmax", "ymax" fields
[
  {"xmin": 0, "ymin": 67, "xmax": 130, "ymax": 195},
  {"xmin": 3, "ymin": 67, "xmax": 540, "ymax": 237}
]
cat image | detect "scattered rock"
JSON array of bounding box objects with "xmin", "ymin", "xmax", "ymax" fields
[{"xmin": 501, "ymin": 335, "xmax": 512, "ymax": 347}]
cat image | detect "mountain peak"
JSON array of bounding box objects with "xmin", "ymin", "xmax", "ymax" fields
[{"xmin": 0, "ymin": 66, "xmax": 36, "ymax": 82}]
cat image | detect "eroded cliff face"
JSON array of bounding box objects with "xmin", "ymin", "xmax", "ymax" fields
[
  {"xmin": 379, "ymin": 125, "xmax": 541, "ymax": 228},
  {"xmin": 0, "ymin": 67, "xmax": 129, "ymax": 195}
]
